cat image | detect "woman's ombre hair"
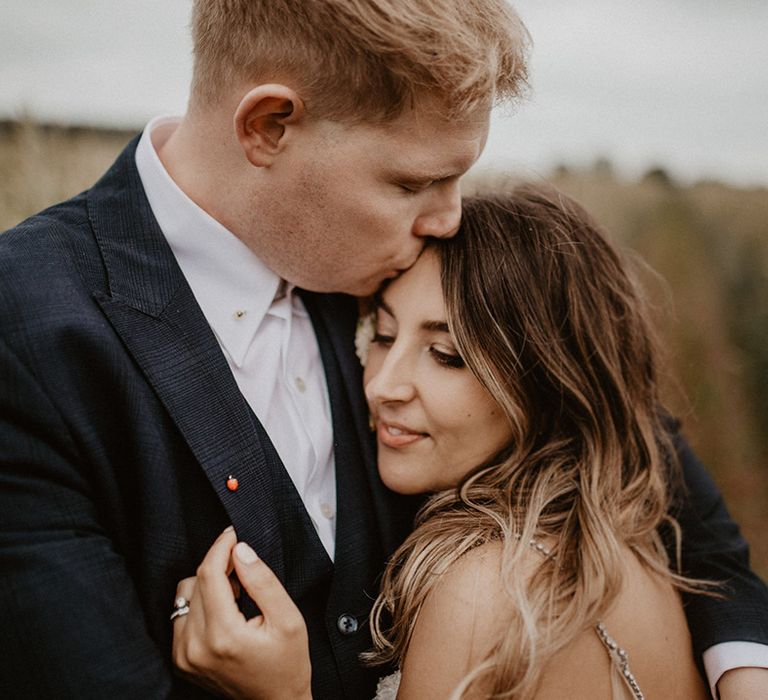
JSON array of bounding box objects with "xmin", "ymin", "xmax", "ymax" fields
[{"xmin": 367, "ymin": 185, "xmax": 706, "ymax": 698}]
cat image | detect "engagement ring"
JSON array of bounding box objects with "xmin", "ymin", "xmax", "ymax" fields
[{"xmin": 170, "ymin": 595, "xmax": 190, "ymax": 621}]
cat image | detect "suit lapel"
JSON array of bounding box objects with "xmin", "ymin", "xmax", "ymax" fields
[
  {"xmin": 84, "ymin": 139, "xmax": 418, "ymax": 590},
  {"xmin": 86, "ymin": 139, "xmax": 289, "ymax": 578}
]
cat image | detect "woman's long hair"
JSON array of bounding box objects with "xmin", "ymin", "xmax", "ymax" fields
[{"xmin": 366, "ymin": 184, "xmax": 702, "ymax": 698}]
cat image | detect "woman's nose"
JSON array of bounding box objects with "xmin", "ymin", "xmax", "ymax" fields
[{"xmin": 365, "ymin": 349, "xmax": 416, "ymax": 405}]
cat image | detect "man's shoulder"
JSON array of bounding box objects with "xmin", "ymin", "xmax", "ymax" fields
[
  {"xmin": 0, "ymin": 191, "xmax": 108, "ymax": 334},
  {"xmin": 1, "ymin": 191, "xmax": 92, "ymax": 266}
]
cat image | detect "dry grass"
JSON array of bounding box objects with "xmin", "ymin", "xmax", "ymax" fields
[
  {"xmin": 2, "ymin": 120, "xmax": 766, "ymax": 580},
  {"xmin": 0, "ymin": 120, "xmax": 135, "ymax": 230}
]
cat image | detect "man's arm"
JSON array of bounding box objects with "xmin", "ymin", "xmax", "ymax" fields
[
  {"xmin": 717, "ymin": 667, "xmax": 768, "ymax": 700},
  {"xmin": 0, "ymin": 338, "xmax": 173, "ymax": 698},
  {"xmin": 671, "ymin": 429, "xmax": 768, "ymax": 692}
]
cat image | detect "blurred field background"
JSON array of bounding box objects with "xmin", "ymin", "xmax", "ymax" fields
[{"xmin": 1, "ymin": 119, "xmax": 766, "ymax": 580}]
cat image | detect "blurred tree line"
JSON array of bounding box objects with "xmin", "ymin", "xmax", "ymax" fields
[{"xmin": 2, "ymin": 122, "xmax": 766, "ymax": 579}]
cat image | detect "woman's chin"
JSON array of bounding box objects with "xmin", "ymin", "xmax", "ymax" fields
[{"xmin": 378, "ymin": 467, "xmax": 427, "ymax": 496}]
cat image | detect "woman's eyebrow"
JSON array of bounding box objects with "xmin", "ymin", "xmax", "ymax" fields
[{"xmin": 373, "ymin": 295, "xmax": 449, "ymax": 333}]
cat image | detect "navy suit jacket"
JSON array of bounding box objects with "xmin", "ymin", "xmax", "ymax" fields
[{"xmin": 1, "ymin": 139, "xmax": 766, "ymax": 698}]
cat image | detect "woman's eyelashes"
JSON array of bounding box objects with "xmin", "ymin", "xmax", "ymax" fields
[
  {"xmin": 430, "ymin": 347, "xmax": 465, "ymax": 369},
  {"xmin": 372, "ymin": 332, "xmax": 394, "ymax": 347},
  {"xmin": 372, "ymin": 330, "xmax": 466, "ymax": 370}
]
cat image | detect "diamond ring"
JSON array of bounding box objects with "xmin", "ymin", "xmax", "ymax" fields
[{"xmin": 170, "ymin": 595, "xmax": 190, "ymax": 621}]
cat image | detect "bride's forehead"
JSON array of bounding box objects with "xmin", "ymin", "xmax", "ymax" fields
[{"xmin": 381, "ymin": 252, "xmax": 445, "ymax": 319}]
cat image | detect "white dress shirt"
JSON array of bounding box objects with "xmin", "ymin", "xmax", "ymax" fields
[
  {"xmin": 703, "ymin": 642, "xmax": 768, "ymax": 698},
  {"xmin": 135, "ymin": 116, "xmax": 337, "ymax": 559},
  {"xmin": 134, "ymin": 116, "xmax": 766, "ymax": 693}
]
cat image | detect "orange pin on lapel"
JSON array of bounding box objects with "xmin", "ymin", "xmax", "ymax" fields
[{"xmin": 226, "ymin": 475, "xmax": 239, "ymax": 492}]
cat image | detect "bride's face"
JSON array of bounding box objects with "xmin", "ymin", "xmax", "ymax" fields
[{"xmin": 364, "ymin": 250, "xmax": 512, "ymax": 494}]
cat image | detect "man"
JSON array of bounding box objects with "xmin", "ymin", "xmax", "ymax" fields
[{"xmin": 0, "ymin": 1, "xmax": 766, "ymax": 698}]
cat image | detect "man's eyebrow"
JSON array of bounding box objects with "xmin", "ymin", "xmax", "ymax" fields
[
  {"xmin": 422, "ymin": 320, "xmax": 450, "ymax": 333},
  {"xmin": 386, "ymin": 168, "xmax": 462, "ymax": 185}
]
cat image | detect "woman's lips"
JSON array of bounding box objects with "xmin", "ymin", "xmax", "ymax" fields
[{"xmin": 377, "ymin": 421, "xmax": 428, "ymax": 448}]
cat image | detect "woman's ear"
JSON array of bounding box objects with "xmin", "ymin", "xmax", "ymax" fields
[{"xmin": 234, "ymin": 84, "xmax": 305, "ymax": 167}]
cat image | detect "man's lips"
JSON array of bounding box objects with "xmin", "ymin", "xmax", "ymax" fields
[
  {"xmin": 376, "ymin": 421, "xmax": 428, "ymax": 448},
  {"xmin": 383, "ymin": 263, "xmax": 415, "ymax": 280}
]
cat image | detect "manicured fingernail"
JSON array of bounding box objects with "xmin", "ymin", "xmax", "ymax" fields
[
  {"xmin": 224, "ymin": 525, "xmax": 235, "ymax": 533},
  {"xmin": 235, "ymin": 542, "xmax": 258, "ymax": 564}
]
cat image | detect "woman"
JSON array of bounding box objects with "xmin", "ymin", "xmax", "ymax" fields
[{"xmin": 172, "ymin": 184, "xmax": 710, "ymax": 698}]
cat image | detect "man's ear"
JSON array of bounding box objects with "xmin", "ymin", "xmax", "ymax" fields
[{"xmin": 234, "ymin": 84, "xmax": 305, "ymax": 167}]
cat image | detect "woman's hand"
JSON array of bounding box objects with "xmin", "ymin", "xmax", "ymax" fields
[{"xmin": 172, "ymin": 528, "xmax": 312, "ymax": 700}]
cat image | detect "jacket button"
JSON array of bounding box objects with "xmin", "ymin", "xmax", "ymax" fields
[{"xmin": 337, "ymin": 614, "xmax": 358, "ymax": 636}]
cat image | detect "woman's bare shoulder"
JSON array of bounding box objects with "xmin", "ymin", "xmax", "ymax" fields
[
  {"xmin": 412, "ymin": 540, "xmax": 511, "ymax": 647},
  {"xmin": 399, "ymin": 542, "xmax": 708, "ymax": 699},
  {"xmin": 395, "ymin": 540, "xmax": 529, "ymax": 699},
  {"xmin": 418, "ymin": 539, "xmax": 542, "ymax": 636},
  {"xmin": 599, "ymin": 549, "xmax": 708, "ymax": 698}
]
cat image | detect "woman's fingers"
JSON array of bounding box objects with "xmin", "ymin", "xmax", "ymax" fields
[
  {"xmin": 171, "ymin": 576, "xmax": 198, "ymax": 671},
  {"xmin": 176, "ymin": 576, "xmax": 196, "ymax": 602},
  {"xmin": 174, "ymin": 527, "xmax": 240, "ymax": 674},
  {"xmin": 171, "ymin": 535, "xmax": 312, "ymax": 699},
  {"xmin": 195, "ymin": 527, "xmax": 242, "ymax": 625},
  {"xmin": 232, "ymin": 542, "xmax": 306, "ymax": 635},
  {"xmin": 171, "ymin": 577, "xmax": 196, "ymax": 640}
]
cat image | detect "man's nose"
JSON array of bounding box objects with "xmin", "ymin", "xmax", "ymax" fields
[{"xmin": 412, "ymin": 181, "xmax": 462, "ymax": 239}]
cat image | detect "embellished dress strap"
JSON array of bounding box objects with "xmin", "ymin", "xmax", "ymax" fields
[
  {"xmin": 594, "ymin": 623, "xmax": 645, "ymax": 700},
  {"xmin": 527, "ymin": 539, "xmax": 646, "ymax": 700}
]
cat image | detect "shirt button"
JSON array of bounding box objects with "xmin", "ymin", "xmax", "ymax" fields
[
  {"xmin": 320, "ymin": 502, "xmax": 335, "ymax": 519},
  {"xmin": 337, "ymin": 614, "xmax": 358, "ymax": 636},
  {"xmin": 294, "ymin": 377, "xmax": 306, "ymax": 393}
]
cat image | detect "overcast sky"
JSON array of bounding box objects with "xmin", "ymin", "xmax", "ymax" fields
[{"xmin": 1, "ymin": 0, "xmax": 766, "ymax": 186}]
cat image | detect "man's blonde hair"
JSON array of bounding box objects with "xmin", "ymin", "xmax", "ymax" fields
[{"xmin": 190, "ymin": 0, "xmax": 530, "ymax": 122}]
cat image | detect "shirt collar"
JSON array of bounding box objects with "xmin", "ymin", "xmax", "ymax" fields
[{"xmin": 135, "ymin": 115, "xmax": 290, "ymax": 367}]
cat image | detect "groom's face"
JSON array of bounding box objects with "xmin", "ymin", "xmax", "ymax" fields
[{"xmin": 253, "ymin": 103, "xmax": 490, "ymax": 296}]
